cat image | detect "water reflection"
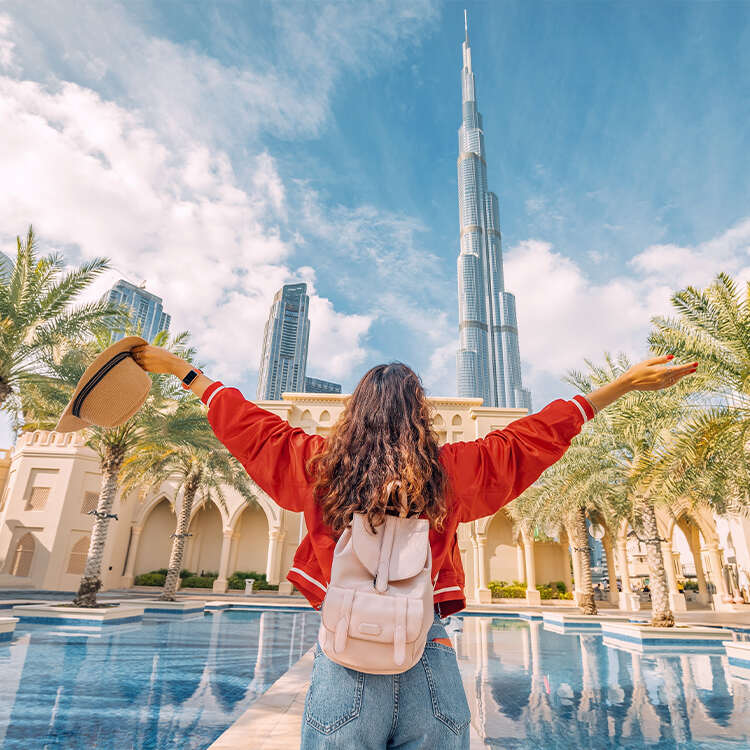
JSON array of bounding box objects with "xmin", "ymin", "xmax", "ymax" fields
[
  {"xmin": 455, "ymin": 616, "xmax": 750, "ymax": 749},
  {"xmin": 0, "ymin": 609, "xmax": 319, "ymax": 750}
]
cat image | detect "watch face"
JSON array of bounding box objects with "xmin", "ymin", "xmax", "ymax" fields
[{"xmin": 183, "ymin": 370, "xmax": 199, "ymax": 386}]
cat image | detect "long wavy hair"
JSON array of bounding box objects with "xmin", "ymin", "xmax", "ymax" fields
[{"xmin": 307, "ymin": 362, "xmax": 448, "ymax": 535}]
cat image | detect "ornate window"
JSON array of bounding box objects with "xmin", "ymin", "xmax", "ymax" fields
[
  {"xmin": 10, "ymin": 533, "xmax": 34, "ymax": 577},
  {"xmin": 67, "ymin": 536, "xmax": 90, "ymax": 575}
]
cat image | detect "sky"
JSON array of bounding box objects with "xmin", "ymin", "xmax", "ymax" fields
[{"xmin": 0, "ymin": 0, "xmax": 749, "ymax": 446}]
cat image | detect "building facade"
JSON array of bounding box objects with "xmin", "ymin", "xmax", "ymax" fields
[
  {"xmin": 455, "ymin": 14, "xmax": 532, "ymax": 411},
  {"xmin": 304, "ymin": 377, "xmax": 342, "ymax": 395},
  {"xmin": 107, "ymin": 279, "xmax": 171, "ymax": 342},
  {"xmin": 0, "ymin": 396, "xmax": 744, "ymax": 612},
  {"xmin": 256, "ymin": 284, "xmax": 310, "ymax": 400}
]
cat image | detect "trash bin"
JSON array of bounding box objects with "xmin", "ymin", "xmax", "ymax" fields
[{"xmin": 244, "ymin": 578, "xmax": 255, "ymax": 594}]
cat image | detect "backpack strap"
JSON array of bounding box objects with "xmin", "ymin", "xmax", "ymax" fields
[
  {"xmin": 333, "ymin": 588, "xmax": 355, "ymax": 653},
  {"xmin": 393, "ymin": 596, "xmax": 407, "ymax": 666},
  {"xmin": 375, "ymin": 516, "xmax": 397, "ymax": 593}
]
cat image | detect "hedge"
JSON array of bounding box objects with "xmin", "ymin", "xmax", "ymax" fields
[
  {"xmin": 134, "ymin": 572, "xmax": 166, "ymax": 586},
  {"xmin": 488, "ymin": 580, "xmax": 573, "ymax": 600},
  {"xmin": 181, "ymin": 575, "xmax": 217, "ymax": 588},
  {"xmin": 227, "ymin": 571, "xmax": 279, "ymax": 591}
]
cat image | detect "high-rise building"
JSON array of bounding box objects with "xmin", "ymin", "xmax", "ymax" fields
[
  {"xmin": 455, "ymin": 12, "xmax": 532, "ymax": 410},
  {"xmin": 106, "ymin": 279, "xmax": 171, "ymax": 343},
  {"xmin": 304, "ymin": 376, "xmax": 342, "ymax": 395},
  {"xmin": 257, "ymin": 283, "xmax": 310, "ymax": 400}
]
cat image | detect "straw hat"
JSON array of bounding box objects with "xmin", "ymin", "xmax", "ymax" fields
[{"xmin": 56, "ymin": 336, "xmax": 151, "ymax": 433}]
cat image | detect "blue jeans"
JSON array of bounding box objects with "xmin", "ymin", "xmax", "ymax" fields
[{"xmin": 300, "ymin": 613, "xmax": 470, "ymax": 749}]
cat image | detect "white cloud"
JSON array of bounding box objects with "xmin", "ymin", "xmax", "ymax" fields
[
  {"xmin": 0, "ymin": 75, "xmax": 371, "ymax": 384},
  {"xmin": 503, "ymin": 218, "xmax": 750, "ymax": 404}
]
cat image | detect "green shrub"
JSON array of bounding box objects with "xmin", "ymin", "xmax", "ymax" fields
[
  {"xmin": 227, "ymin": 570, "xmax": 279, "ymax": 591},
  {"xmin": 180, "ymin": 575, "xmax": 216, "ymax": 588},
  {"xmin": 179, "ymin": 569, "xmax": 195, "ymax": 579},
  {"xmin": 683, "ymin": 580, "xmax": 699, "ymax": 591},
  {"xmin": 134, "ymin": 572, "xmax": 165, "ymax": 586},
  {"xmin": 488, "ymin": 581, "xmax": 526, "ymax": 598},
  {"xmin": 552, "ymin": 580, "xmax": 567, "ymax": 594}
]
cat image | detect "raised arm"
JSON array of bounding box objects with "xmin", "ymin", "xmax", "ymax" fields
[
  {"xmin": 443, "ymin": 354, "xmax": 697, "ymax": 523},
  {"xmin": 132, "ymin": 344, "xmax": 323, "ymax": 511}
]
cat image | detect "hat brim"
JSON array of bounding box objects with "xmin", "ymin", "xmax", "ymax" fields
[{"xmin": 55, "ymin": 335, "xmax": 149, "ymax": 433}]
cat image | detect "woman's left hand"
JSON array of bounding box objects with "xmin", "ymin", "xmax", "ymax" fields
[
  {"xmin": 131, "ymin": 344, "xmax": 190, "ymax": 378},
  {"xmin": 623, "ymin": 355, "xmax": 698, "ymax": 392}
]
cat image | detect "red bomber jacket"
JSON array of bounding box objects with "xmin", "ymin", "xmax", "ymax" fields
[{"xmin": 201, "ymin": 382, "xmax": 596, "ymax": 616}]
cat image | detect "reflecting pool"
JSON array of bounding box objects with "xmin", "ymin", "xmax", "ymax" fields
[
  {"xmin": 450, "ymin": 616, "xmax": 750, "ymax": 749},
  {"xmin": 0, "ymin": 609, "xmax": 318, "ymax": 749}
]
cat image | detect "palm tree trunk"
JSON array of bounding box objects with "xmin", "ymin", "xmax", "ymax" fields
[
  {"xmin": 160, "ymin": 475, "xmax": 200, "ymax": 601},
  {"xmin": 73, "ymin": 444, "xmax": 125, "ymax": 607},
  {"xmin": 636, "ymin": 498, "xmax": 675, "ymax": 627},
  {"xmin": 575, "ymin": 507, "xmax": 598, "ymax": 615}
]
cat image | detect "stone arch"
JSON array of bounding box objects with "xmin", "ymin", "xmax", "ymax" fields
[
  {"xmin": 485, "ymin": 509, "xmax": 521, "ymax": 584},
  {"xmin": 227, "ymin": 481, "xmax": 280, "ymax": 531},
  {"xmin": 134, "ymin": 496, "xmax": 175, "ymax": 575},
  {"xmin": 132, "ymin": 489, "xmax": 176, "ymax": 528},
  {"xmin": 319, "ymin": 410, "xmax": 331, "ymax": 423},
  {"xmin": 66, "ymin": 535, "xmax": 90, "ymax": 575},
  {"xmin": 229, "ymin": 503, "xmax": 270, "ymax": 577},
  {"xmin": 9, "ymin": 532, "xmax": 34, "ymax": 577},
  {"xmin": 300, "ymin": 409, "xmax": 315, "ymax": 434},
  {"xmin": 665, "ymin": 501, "xmax": 719, "ymax": 547},
  {"xmin": 451, "ymin": 414, "xmax": 462, "ymax": 426},
  {"xmin": 433, "ymin": 414, "xmax": 444, "ymax": 427},
  {"xmin": 185, "ymin": 501, "xmax": 223, "ymax": 574}
]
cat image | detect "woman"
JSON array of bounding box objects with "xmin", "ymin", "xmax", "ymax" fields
[{"xmin": 133, "ymin": 345, "xmax": 696, "ymax": 749}]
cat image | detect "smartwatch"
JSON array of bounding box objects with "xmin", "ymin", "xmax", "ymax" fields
[{"xmin": 181, "ymin": 368, "xmax": 202, "ymax": 389}]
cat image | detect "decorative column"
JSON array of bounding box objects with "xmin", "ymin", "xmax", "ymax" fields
[
  {"xmin": 516, "ymin": 541, "xmax": 526, "ymax": 585},
  {"xmin": 602, "ymin": 535, "xmax": 619, "ymax": 606},
  {"xmin": 122, "ymin": 526, "xmax": 142, "ymax": 588},
  {"xmin": 661, "ymin": 541, "xmax": 687, "ymax": 612},
  {"xmin": 469, "ymin": 536, "xmax": 480, "ymax": 603},
  {"xmin": 707, "ymin": 543, "xmax": 732, "ymax": 611},
  {"xmin": 688, "ymin": 527, "xmax": 710, "ymax": 606},
  {"xmin": 475, "ymin": 530, "xmax": 491, "ymax": 604},
  {"xmin": 617, "ymin": 538, "xmax": 640, "ymax": 611},
  {"xmin": 568, "ymin": 527, "xmax": 583, "ymax": 604},
  {"xmin": 265, "ymin": 528, "xmax": 286, "ymax": 585},
  {"xmin": 522, "ymin": 529, "xmax": 541, "ymax": 605},
  {"xmin": 212, "ymin": 528, "xmax": 234, "ymax": 593},
  {"xmin": 561, "ymin": 531, "xmax": 573, "ymax": 596}
]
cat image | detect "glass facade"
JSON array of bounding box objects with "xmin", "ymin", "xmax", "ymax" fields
[
  {"xmin": 304, "ymin": 377, "xmax": 342, "ymax": 394},
  {"xmin": 106, "ymin": 279, "xmax": 171, "ymax": 343},
  {"xmin": 455, "ymin": 19, "xmax": 531, "ymax": 409},
  {"xmin": 257, "ymin": 283, "xmax": 310, "ymax": 400}
]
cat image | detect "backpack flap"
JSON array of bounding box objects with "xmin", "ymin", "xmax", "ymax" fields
[{"xmin": 351, "ymin": 513, "xmax": 429, "ymax": 582}]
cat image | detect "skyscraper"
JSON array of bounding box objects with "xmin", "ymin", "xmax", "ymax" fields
[
  {"xmin": 455, "ymin": 12, "xmax": 532, "ymax": 410},
  {"xmin": 107, "ymin": 279, "xmax": 171, "ymax": 343},
  {"xmin": 257, "ymin": 283, "xmax": 310, "ymax": 400},
  {"xmin": 304, "ymin": 376, "xmax": 342, "ymax": 394}
]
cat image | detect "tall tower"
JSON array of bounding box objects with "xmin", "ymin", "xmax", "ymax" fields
[
  {"xmin": 455, "ymin": 11, "xmax": 531, "ymax": 410},
  {"xmin": 106, "ymin": 279, "xmax": 171, "ymax": 343},
  {"xmin": 257, "ymin": 283, "xmax": 311, "ymax": 400}
]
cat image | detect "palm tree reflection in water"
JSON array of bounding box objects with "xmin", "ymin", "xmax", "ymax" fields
[{"xmin": 456, "ymin": 616, "xmax": 748, "ymax": 749}]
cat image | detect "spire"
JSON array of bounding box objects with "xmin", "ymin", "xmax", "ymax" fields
[{"xmin": 464, "ymin": 8, "xmax": 469, "ymax": 45}]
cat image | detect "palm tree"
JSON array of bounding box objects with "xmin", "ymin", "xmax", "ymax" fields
[
  {"xmin": 648, "ymin": 272, "xmax": 750, "ymax": 509},
  {"xmin": 0, "ymin": 225, "xmax": 118, "ymax": 411},
  {"xmin": 510, "ymin": 430, "xmax": 625, "ymax": 615},
  {"xmin": 119, "ymin": 399, "xmax": 258, "ymax": 600},
  {"xmin": 19, "ymin": 329, "xmax": 194, "ymax": 606},
  {"xmin": 567, "ymin": 354, "xmax": 696, "ymax": 627}
]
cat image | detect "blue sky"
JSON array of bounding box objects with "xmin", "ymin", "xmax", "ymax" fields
[{"xmin": 0, "ymin": 0, "xmax": 749, "ymax": 445}]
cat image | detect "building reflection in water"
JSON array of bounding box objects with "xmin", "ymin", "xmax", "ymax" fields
[
  {"xmin": 0, "ymin": 609, "xmax": 319, "ymax": 750},
  {"xmin": 453, "ymin": 616, "xmax": 750, "ymax": 749}
]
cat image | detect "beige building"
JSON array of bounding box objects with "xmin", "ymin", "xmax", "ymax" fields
[{"xmin": 0, "ymin": 392, "xmax": 744, "ymax": 611}]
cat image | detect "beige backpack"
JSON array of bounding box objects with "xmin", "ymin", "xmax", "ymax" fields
[{"xmin": 318, "ymin": 481, "xmax": 435, "ymax": 675}]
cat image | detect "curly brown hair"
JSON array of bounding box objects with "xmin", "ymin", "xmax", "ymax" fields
[{"xmin": 306, "ymin": 362, "xmax": 448, "ymax": 535}]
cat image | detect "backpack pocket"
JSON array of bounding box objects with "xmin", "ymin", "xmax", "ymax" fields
[{"xmin": 322, "ymin": 585, "xmax": 425, "ymax": 666}]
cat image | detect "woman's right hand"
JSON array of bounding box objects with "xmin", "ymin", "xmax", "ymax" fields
[{"xmin": 131, "ymin": 344, "xmax": 191, "ymax": 379}]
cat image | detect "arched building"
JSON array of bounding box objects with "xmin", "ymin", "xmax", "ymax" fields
[{"xmin": 0, "ymin": 392, "xmax": 746, "ymax": 611}]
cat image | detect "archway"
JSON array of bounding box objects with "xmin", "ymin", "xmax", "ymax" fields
[
  {"xmin": 185, "ymin": 502, "xmax": 223, "ymax": 575},
  {"xmin": 134, "ymin": 498, "xmax": 176, "ymax": 575},
  {"xmin": 66, "ymin": 535, "xmax": 90, "ymax": 575},
  {"xmin": 230, "ymin": 503, "xmax": 270, "ymax": 577},
  {"xmin": 9, "ymin": 533, "xmax": 34, "ymax": 577},
  {"xmin": 486, "ymin": 510, "xmax": 520, "ymax": 584}
]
